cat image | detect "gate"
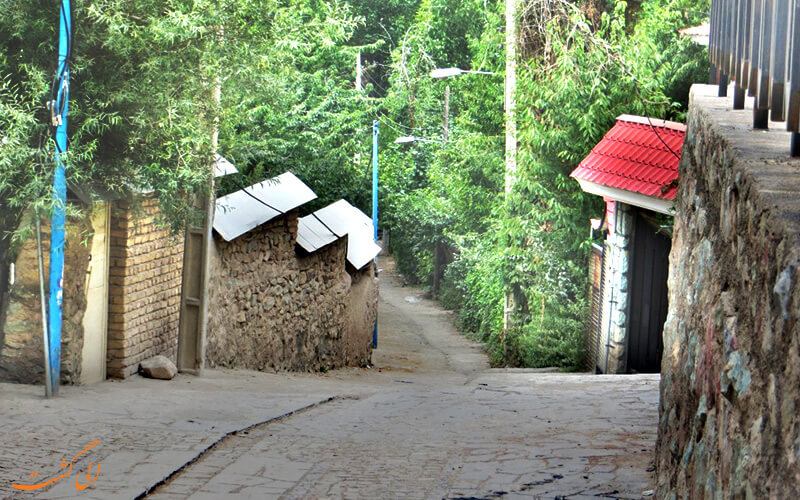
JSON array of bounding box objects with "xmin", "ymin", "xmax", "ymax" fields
[
  {"xmin": 585, "ymin": 243, "xmax": 604, "ymax": 372},
  {"xmin": 627, "ymin": 210, "xmax": 671, "ymax": 373}
]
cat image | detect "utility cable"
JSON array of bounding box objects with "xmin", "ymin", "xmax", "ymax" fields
[{"xmin": 49, "ymin": 1, "xmax": 73, "ymax": 155}]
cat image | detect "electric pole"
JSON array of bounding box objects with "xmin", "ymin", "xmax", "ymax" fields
[
  {"xmin": 433, "ymin": 85, "xmax": 451, "ymax": 297},
  {"xmin": 372, "ymin": 120, "xmax": 379, "ymax": 348},
  {"xmin": 443, "ymin": 85, "xmax": 450, "ymax": 142},
  {"xmin": 46, "ymin": 0, "xmax": 72, "ymax": 396},
  {"xmin": 356, "ymin": 51, "xmax": 363, "ymax": 91},
  {"xmin": 504, "ymin": 0, "xmax": 518, "ymax": 333}
]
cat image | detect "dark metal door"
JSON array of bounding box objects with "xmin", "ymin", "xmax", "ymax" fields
[{"xmin": 627, "ymin": 210, "xmax": 671, "ymax": 373}]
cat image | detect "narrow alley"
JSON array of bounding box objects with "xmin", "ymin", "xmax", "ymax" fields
[{"xmin": 1, "ymin": 257, "xmax": 659, "ymax": 499}]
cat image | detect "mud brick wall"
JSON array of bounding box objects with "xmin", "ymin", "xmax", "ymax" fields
[
  {"xmin": 345, "ymin": 266, "xmax": 378, "ymax": 365},
  {"xmin": 0, "ymin": 214, "xmax": 92, "ymax": 384},
  {"xmin": 107, "ymin": 197, "xmax": 184, "ymax": 379},
  {"xmin": 655, "ymin": 85, "xmax": 800, "ymax": 496},
  {"xmin": 207, "ymin": 209, "xmax": 376, "ymax": 371}
]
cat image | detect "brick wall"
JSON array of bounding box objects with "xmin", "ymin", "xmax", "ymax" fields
[
  {"xmin": 656, "ymin": 85, "xmax": 800, "ymax": 495},
  {"xmin": 107, "ymin": 197, "xmax": 184, "ymax": 379},
  {"xmin": 206, "ymin": 209, "xmax": 377, "ymax": 371}
]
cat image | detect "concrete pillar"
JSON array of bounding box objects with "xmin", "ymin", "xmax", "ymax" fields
[{"xmin": 598, "ymin": 202, "xmax": 634, "ymax": 374}]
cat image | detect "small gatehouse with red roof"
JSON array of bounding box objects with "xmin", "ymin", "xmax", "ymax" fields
[{"xmin": 571, "ymin": 114, "xmax": 686, "ymax": 374}]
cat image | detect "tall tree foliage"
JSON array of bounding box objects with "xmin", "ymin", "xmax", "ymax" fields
[
  {"xmin": 380, "ymin": 0, "xmax": 709, "ymax": 368},
  {"xmin": 0, "ymin": 0, "xmax": 373, "ymax": 341},
  {"xmin": 0, "ymin": 0, "xmax": 368, "ymax": 234},
  {"xmin": 0, "ymin": 0, "xmax": 710, "ymax": 370}
]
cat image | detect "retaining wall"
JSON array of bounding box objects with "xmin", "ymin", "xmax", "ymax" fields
[{"xmin": 655, "ymin": 84, "xmax": 800, "ymax": 495}]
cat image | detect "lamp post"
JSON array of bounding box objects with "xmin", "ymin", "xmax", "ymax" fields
[
  {"xmin": 430, "ymin": 67, "xmax": 497, "ymax": 143},
  {"xmin": 393, "ymin": 136, "xmax": 441, "ymax": 145},
  {"xmin": 429, "ymin": 66, "xmax": 502, "ymax": 297},
  {"xmin": 372, "ymin": 120, "xmax": 379, "ymax": 348},
  {"xmin": 429, "ymin": 0, "xmax": 517, "ymax": 331}
]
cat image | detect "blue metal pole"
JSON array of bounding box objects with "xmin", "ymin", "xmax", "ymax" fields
[
  {"xmin": 372, "ymin": 120, "xmax": 379, "ymax": 348},
  {"xmin": 372, "ymin": 121, "xmax": 379, "ymax": 242},
  {"xmin": 48, "ymin": 0, "xmax": 71, "ymax": 396}
]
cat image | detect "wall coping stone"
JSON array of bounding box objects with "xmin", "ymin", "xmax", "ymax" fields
[{"xmin": 688, "ymin": 84, "xmax": 800, "ymax": 236}]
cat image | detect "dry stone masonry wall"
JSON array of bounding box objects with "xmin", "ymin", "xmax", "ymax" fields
[
  {"xmin": 107, "ymin": 197, "xmax": 184, "ymax": 379},
  {"xmin": 656, "ymin": 85, "xmax": 800, "ymax": 496},
  {"xmin": 0, "ymin": 213, "xmax": 92, "ymax": 384},
  {"xmin": 206, "ymin": 209, "xmax": 376, "ymax": 372}
]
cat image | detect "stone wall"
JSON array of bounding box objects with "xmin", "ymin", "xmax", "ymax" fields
[
  {"xmin": 206, "ymin": 210, "xmax": 376, "ymax": 371},
  {"xmin": 0, "ymin": 213, "xmax": 93, "ymax": 384},
  {"xmin": 597, "ymin": 201, "xmax": 634, "ymax": 374},
  {"xmin": 107, "ymin": 197, "xmax": 184, "ymax": 379},
  {"xmin": 345, "ymin": 266, "xmax": 379, "ymax": 364},
  {"xmin": 655, "ymin": 85, "xmax": 800, "ymax": 495}
]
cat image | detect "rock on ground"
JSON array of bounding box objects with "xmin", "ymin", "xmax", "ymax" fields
[{"xmin": 140, "ymin": 355, "xmax": 177, "ymax": 380}]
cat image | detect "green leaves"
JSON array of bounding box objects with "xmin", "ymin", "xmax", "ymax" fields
[
  {"xmin": 0, "ymin": 0, "xmax": 705, "ymax": 369},
  {"xmin": 381, "ymin": 0, "xmax": 706, "ymax": 369}
]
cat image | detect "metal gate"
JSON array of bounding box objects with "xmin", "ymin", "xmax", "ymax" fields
[
  {"xmin": 627, "ymin": 210, "xmax": 671, "ymax": 373},
  {"xmin": 585, "ymin": 243, "xmax": 605, "ymax": 372}
]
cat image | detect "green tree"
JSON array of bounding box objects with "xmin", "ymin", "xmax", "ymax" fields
[{"xmin": 380, "ymin": 0, "xmax": 709, "ymax": 369}]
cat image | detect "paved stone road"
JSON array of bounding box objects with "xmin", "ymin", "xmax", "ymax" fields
[
  {"xmin": 148, "ymin": 373, "xmax": 658, "ymax": 500},
  {"xmin": 1, "ymin": 257, "xmax": 659, "ymax": 499}
]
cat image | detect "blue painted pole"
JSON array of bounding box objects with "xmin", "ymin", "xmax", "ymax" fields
[
  {"xmin": 48, "ymin": 0, "xmax": 71, "ymax": 396},
  {"xmin": 372, "ymin": 121, "xmax": 379, "ymax": 242},
  {"xmin": 372, "ymin": 120, "xmax": 379, "ymax": 348}
]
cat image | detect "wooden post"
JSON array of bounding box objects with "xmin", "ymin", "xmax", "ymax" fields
[{"xmin": 177, "ymin": 29, "xmax": 222, "ymax": 375}]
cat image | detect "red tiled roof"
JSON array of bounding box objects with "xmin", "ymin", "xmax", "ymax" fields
[{"xmin": 570, "ymin": 115, "xmax": 686, "ymax": 200}]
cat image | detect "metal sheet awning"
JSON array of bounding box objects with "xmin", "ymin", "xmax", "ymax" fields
[
  {"xmin": 298, "ymin": 200, "xmax": 381, "ymax": 270},
  {"xmin": 214, "ymin": 155, "xmax": 239, "ymax": 177},
  {"xmin": 297, "ymin": 214, "xmax": 339, "ymax": 253},
  {"xmin": 214, "ymin": 172, "xmax": 317, "ymax": 241}
]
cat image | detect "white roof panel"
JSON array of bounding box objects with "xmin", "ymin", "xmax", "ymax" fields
[
  {"xmin": 214, "ymin": 155, "xmax": 239, "ymax": 177},
  {"xmin": 214, "ymin": 172, "xmax": 317, "ymax": 241},
  {"xmin": 312, "ymin": 200, "xmax": 381, "ymax": 269},
  {"xmin": 297, "ymin": 214, "xmax": 339, "ymax": 253}
]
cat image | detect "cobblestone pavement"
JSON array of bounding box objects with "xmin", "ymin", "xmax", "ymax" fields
[
  {"xmin": 1, "ymin": 257, "xmax": 660, "ymax": 499},
  {"xmin": 149, "ymin": 373, "xmax": 658, "ymax": 500}
]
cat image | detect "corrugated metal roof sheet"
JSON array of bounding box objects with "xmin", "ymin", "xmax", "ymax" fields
[
  {"xmin": 299, "ymin": 200, "xmax": 380, "ymax": 270},
  {"xmin": 214, "ymin": 172, "xmax": 317, "ymax": 241},
  {"xmin": 570, "ymin": 115, "xmax": 686, "ymax": 201}
]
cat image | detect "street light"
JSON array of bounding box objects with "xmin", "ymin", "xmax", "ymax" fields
[
  {"xmin": 430, "ymin": 11, "xmax": 516, "ymax": 331},
  {"xmin": 429, "ymin": 68, "xmax": 497, "ymax": 141},
  {"xmin": 394, "ymin": 136, "xmax": 441, "ymax": 144},
  {"xmin": 429, "ymin": 67, "xmax": 496, "ymax": 79}
]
